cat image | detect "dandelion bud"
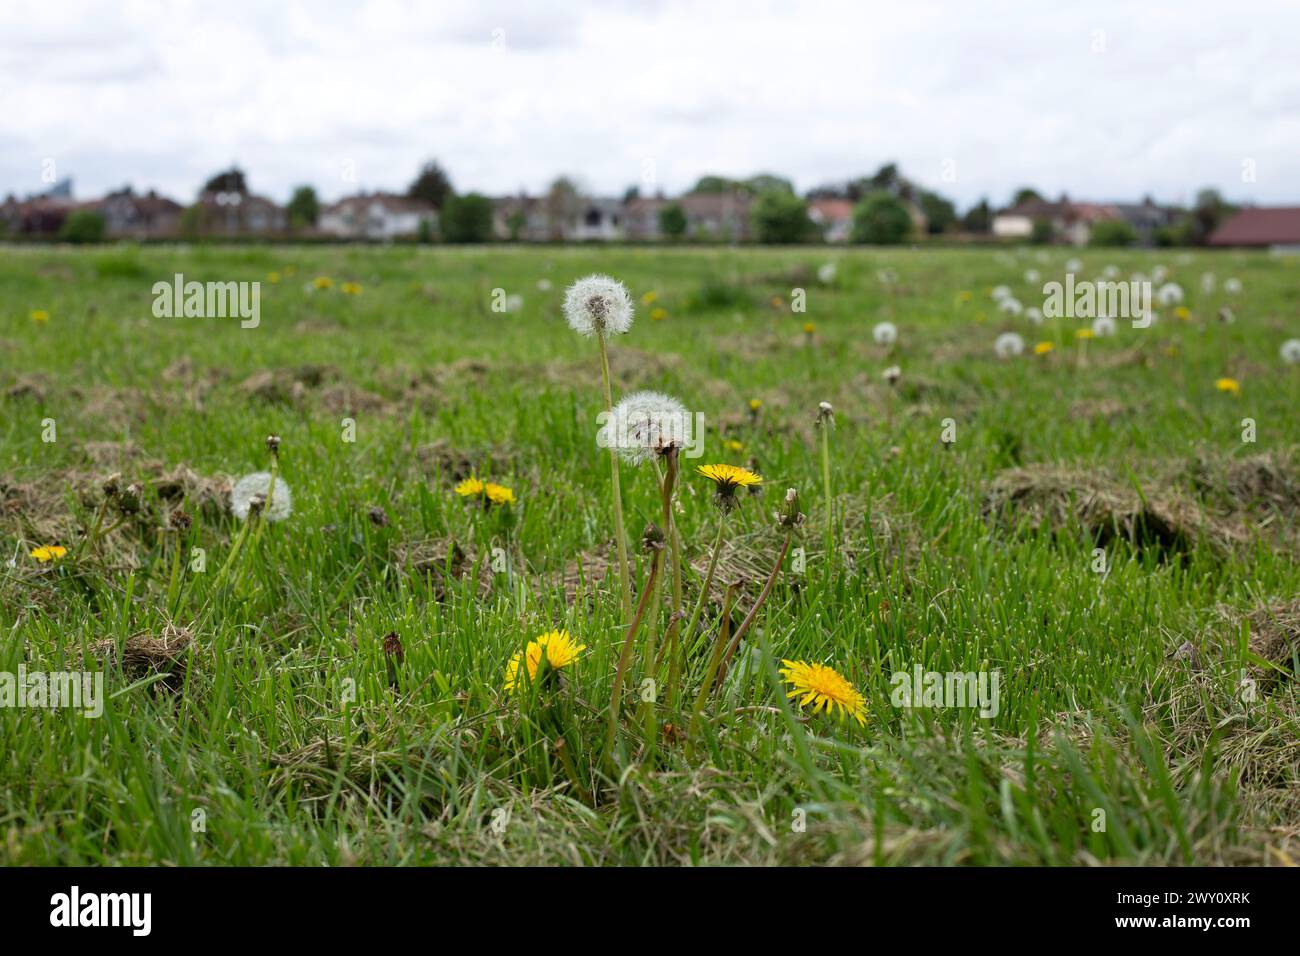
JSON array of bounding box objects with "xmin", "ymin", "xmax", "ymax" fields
[
  {"xmin": 816, "ymin": 401, "xmax": 834, "ymax": 426},
  {"xmin": 367, "ymin": 505, "xmax": 389, "ymax": 527},
  {"xmin": 115, "ymin": 483, "xmax": 143, "ymax": 516},
  {"xmin": 101, "ymin": 473, "xmax": 121, "ymax": 500},
  {"xmin": 248, "ymin": 493, "xmax": 266, "ymax": 516},
  {"xmin": 169, "ymin": 509, "xmax": 192, "ymax": 533},
  {"xmin": 883, "ymin": 365, "xmax": 902, "ymax": 385},
  {"xmin": 266, "ymin": 434, "xmax": 281, "ymax": 455},
  {"xmin": 778, "ymin": 487, "xmax": 805, "ymax": 528},
  {"xmin": 641, "ymin": 523, "xmax": 667, "ymax": 552}
]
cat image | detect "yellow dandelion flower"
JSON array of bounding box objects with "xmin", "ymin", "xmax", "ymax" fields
[
  {"xmin": 724, "ymin": 439, "xmax": 745, "ymax": 453},
  {"xmin": 30, "ymin": 545, "xmax": 67, "ymax": 563},
  {"xmin": 697, "ymin": 463, "xmax": 762, "ymax": 490},
  {"xmin": 1034, "ymin": 341, "xmax": 1055, "ymax": 355},
  {"xmin": 771, "ymin": 295, "xmax": 784, "ymax": 308},
  {"xmin": 341, "ymin": 281, "xmax": 362, "ymax": 295},
  {"xmin": 1175, "ymin": 306, "xmax": 1191, "ymax": 321},
  {"xmin": 1075, "ymin": 328, "xmax": 1094, "ymax": 340},
  {"xmin": 484, "ymin": 482, "xmax": 515, "ymax": 506},
  {"xmin": 803, "ymin": 322, "xmax": 816, "ymax": 335},
  {"xmin": 640, "ymin": 291, "xmax": 658, "ymax": 305},
  {"xmin": 454, "ymin": 477, "xmax": 485, "ymax": 497},
  {"xmin": 313, "ymin": 276, "xmax": 334, "ymax": 289},
  {"xmin": 30, "ymin": 309, "xmax": 50, "ymax": 323},
  {"xmin": 650, "ymin": 307, "xmax": 667, "ymax": 321},
  {"xmin": 749, "ymin": 398, "xmax": 763, "ymax": 412},
  {"xmin": 504, "ymin": 629, "xmax": 586, "ymax": 692},
  {"xmin": 958, "ymin": 290, "xmax": 973, "ymax": 303},
  {"xmin": 974, "ymin": 311, "xmax": 987, "ymax": 323},
  {"xmin": 1163, "ymin": 345, "xmax": 1179, "ymax": 357},
  {"xmin": 779, "ymin": 659, "xmax": 867, "ymax": 725},
  {"xmin": 268, "ymin": 271, "xmax": 281, "ymax": 283},
  {"xmin": 697, "ymin": 464, "xmax": 762, "ymax": 510},
  {"xmin": 1215, "ymin": 377, "xmax": 1240, "ymax": 395}
]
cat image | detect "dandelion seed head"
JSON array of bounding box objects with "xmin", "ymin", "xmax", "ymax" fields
[
  {"xmin": 231, "ymin": 472, "xmax": 293, "ymax": 522},
  {"xmin": 872, "ymin": 321, "xmax": 897, "ymax": 345},
  {"xmin": 1091, "ymin": 315, "xmax": 1117, "ymax": 337},
  {"xmin": 608, "ymin": 390, "xmax": 689, "ymax": 465},
  {"xmin": 1280, "ymin": 339, "xmax": 1300, "ymax": 364},
  {"xmin": 1156, "ymin": 282, "xmax": 1184, "ymax": 306},
  {"xmin": 994, "ymin": 332, "xmax": 1025, "ymax": 358},
  {"xmin": 563, "ymin": 274, "xmax": 634, "ymax": 337}
]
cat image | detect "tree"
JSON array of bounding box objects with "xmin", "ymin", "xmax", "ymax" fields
[
  {"xmin": 287, "ymin": 186, "xmax": 319, "ymax": 229},
  {"xmin": 59, "ymin": 209, "xmax": 106, "ymax": 243},
  {"xmin": 918, "ymin": 189, "xmax": 957, "ymax": 235},
  {"xmin": 1030, "ymin": 219, "xmax": 1054, "ymax": 244},
  {"xmin": 407, "ymin": 160, "xmax": 454, "ymax": 210},
  {"xmin": 851, "ymin": 191, "xmax": 911, "ymax": 245},
  {"xmin": 441, "ymin": 192, "xmax": 494, "ymax": 243},
  {"xmin": 750, "ymin": 189, "xmax": 813, "ymax": 244},
  {"xmin": 659, "ymin": 203, "xmax": 687, "ymax": 239},
  {"xmin": 202, "ymin": 167, "xmax": 247, "ymax": 194},
  {"xmin": 744, "ymin": 173, "xmax": 793, "ymax": 195},
  {"xmin": 1012, "ymin": 187, "xmax": 1043, "ymax": 207},
  {"xmin": 1088, "ymin": 219, "xmax": 1137, "ymax": 248},
  {"xmin": 692, "ymin": 175, "xmax": 736, "ymax": 194},
  {"xmin": 962, "ymin": 198, "xmax": 992, "ymax": 234}
]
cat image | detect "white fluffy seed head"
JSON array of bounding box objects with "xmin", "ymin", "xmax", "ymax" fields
[
  {"xmin": 1025, "ymin": 307, "xmax": 1044, "ymax": 325},
  {"xmin": 1091, "ymin": 315, "xmax": 1117, "ymax": 337},
  {"xmin": 1156, "ymin": 282, "xmax": 1184, "ymax": 306},
  {"xmin": 1280, "ymin": 339, "xmax": 1300, "ymax": 364},
  {"xmin": 999, "ymin": 298, "xmax": 1023, "ymax": 315},
  {"xmin": 991, "ymin": 285, "xmax": 1012, "ymax": 302},
  {"xmin": 606, "ymin": 390, "xmax": 689, "ymax": 465},
  {"xmin": 818, "ymin": 262, "xmax": 837, "ymax": 284},
  {"xmin": 883, "ymin": 365, "xmax": 902, "ymax": 384},
  {"xmin": 563, "ymin": 274, "xmax": 634, "ymax": 337},
  {"xmin": 994, "ymin": 332, "xmax": 1024, "ymax": 358},
  {"xmin": 872, "ymin": 321, "xmax": 898, "ymax": 345},
  {"xmin": 1225, "ymin": 277, "xmax": 1242, "ymax": 294},
  {"xmin": 231, "ymin": 472, "xmax": 293, "ymax": 522}
]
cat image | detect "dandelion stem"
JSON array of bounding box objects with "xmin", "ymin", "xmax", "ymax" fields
[
  {"xmin": 604, "ymin": 547, "xmax": 661, "ymax": 766},
  {"xmin": 715, "ymin": 527, "xmax": 793, "ymax": 691},
  {"xmin": 597, "ymin": 332, "xmax": 633, "ymax": 621},
  {"xmin": 659, "ymin": 449, "xmax": 684, "ymax": 708},
  {"xmin": 682, "ymin": 513, "xmax": 726, "ymax": 651},
  {"xmin": 686, "ymin": 579, "xmax": 739, "ymax": 750},
  {"xmin": 820, "ymin": 420, "xmax": 834, "ymax": 566}
]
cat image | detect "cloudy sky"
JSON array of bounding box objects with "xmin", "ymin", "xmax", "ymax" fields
[{"xmin": 3, "ymin": 0, "xmax": 1297, "ymax": 210}]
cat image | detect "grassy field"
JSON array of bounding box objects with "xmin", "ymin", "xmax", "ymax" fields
[{"xmin": 2, "ymin": 242, "xmax": 1298, "ymax": 866}]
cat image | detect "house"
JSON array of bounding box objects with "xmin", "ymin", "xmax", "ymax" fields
[
  {"xmin": 0, "ymin": 195, "xmax": 80, "ymax": 237},
  {"xmin": 808, "ymin": 198, "xmax": 854, "ymax": 242},
  {"xmin": 492, "ymin": 194, "xmax": 549, "ymax": 241},
  {"xmin": 571, "ymin": 198, "xmax": 624, "ymax": 241},
  {"xmin": 318, "ymin": 192, "xmax": 437, "ymax": 240},
  {"xmin": 90, "ymin": 187, "xmax": 182, "ymax": 239},
  {"xmin": 191, "ymin": 190, "xmax": 287, "ymax": 236},
  {"xmin": 679, "ymin": 190, "xmax": 752, "ymax": 241},
  {"xmin": 623, "ymin": 194, "xmax": 670, "ymax": 240},
  {"xmin": 1209, "ymin": 207, "xmax": 1300, "ymax": 251},
  {"xmin": 1111, "ymin": 198, "xmax": 1181, "ymax": 246},
  {"xmin": 992, "ymin": 195, "xmax": 1120, "ymax": 246}
]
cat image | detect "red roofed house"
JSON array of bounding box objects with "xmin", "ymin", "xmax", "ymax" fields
[
  {"xmin": 808, "ymin": 198, "xmax": 854, "ymax": 242},
  {"xmin": 1209, "ymin": 207, "xmax": 1300, "ymax": 251}
]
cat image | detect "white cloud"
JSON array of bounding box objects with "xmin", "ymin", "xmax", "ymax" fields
[{"xmin": 1, "ymin": 0, "xmax": 1296, "ymax": 208}]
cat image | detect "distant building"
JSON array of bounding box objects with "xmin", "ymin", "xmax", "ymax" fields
[
  {"xmin": 191, "ymin": 189, "xmax": 287, "ymax": 236},
  {"xmin": 0, "ymin": 195, "xmax": 80, "ymax": 237},
  {"xmin": 1111, "ymin": 198, "xmax": 1181, "ymax": 246},
  {"xmin": 808, "ymin": 198, "xmax": 854, "ymax": 242},
  {"xmin": 90, "ymin": 187, "xmax": 182, "ymax": 239},
  {"xmin": 571, "ymin": 198, "xmax": 624, "ymax": 241},
  {"xmin": 680, "ymin": 190, "xmax": 752, "ymax": 241},
  {"xmin": 492, "ymin": 194, "xmax": 548, "ymax": 240},
  {"xmin": 623, "ymin": 195, "xmax": 670, "ymax": 240},
  {"xmin": 993, "ymin": 195, "xmax": 1123, "ymax": 246},
  {"xmin": 318, "ymin": 192, "xmax": 437, "ymax": 240},
  {"xmin": 1209, "ymin": 207, "xmax": 1300, "ymax": 251}
]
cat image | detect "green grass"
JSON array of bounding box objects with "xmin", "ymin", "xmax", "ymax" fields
[{"xmin": 2, "ymin": 243, "xmax": 1298, "ymax": 865}]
